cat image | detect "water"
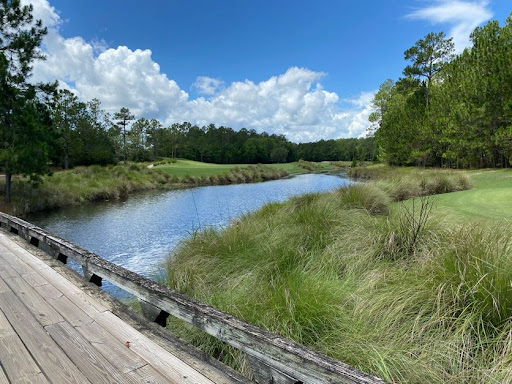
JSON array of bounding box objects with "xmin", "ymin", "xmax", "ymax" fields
[{"xmin": 29, "ymin": 173, "xmax": 351, "ymax": 285}]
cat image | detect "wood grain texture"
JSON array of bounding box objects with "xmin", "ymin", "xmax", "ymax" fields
[
  {"xmin": 0, "ymin": 291, "xmax": 90, "ymax": 383},
  {"xmin": 0, "ymin": 276, "xmax": 10, "ymax": 294},
  {"xmin": 0, "ymin": 334, "xmax": 48, "ymax": 384},
  {"xmin": 125, "ymin": 364, "xmax": 176, "ymax": 384},
  {"xmin": 45, "ymin": 321, "xmax": 138, "ymax": 384},
  {"xmin": 75, "ymin": 321, "xmax": 148, "ymax": 374},
  {"xmin": 0, "ymin": 365, "xmax": 10, "ymax": 384},
  {"xmin": 93, "ymin": 311, "xmax": 215, "ymax": 384},
  {"xmin": 1, "ymin": 272, "xmax": 64, "ymax": 326},
  {"xmin": 40, "ymin": 286, "xmax": 94, "ymax": 327}
]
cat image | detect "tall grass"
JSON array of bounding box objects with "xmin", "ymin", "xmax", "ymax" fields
[
  {"xmin": 5, "ymin": 163, "xmax": 288, "ymax": 215},
  {"xmin": 348, "ymin": 165, "xmax": 470, "ymax": 200},
  {"xmin": 163, "ymin": 170, "xmax": 512, "ymax": 383}
]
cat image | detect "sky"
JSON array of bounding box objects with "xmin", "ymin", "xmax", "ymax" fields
[{"xmin": 22, "ymin": 0, "xmax": 511, "ymax": 142}]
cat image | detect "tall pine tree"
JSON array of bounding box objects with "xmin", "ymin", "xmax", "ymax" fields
[{"xmin": 0, "ymin": 0, "xmax": 56, "ymax": 202}]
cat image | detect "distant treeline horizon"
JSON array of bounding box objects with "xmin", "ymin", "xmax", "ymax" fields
[{"xmin": 47, "ymin": 91, "xmax": 377, "ymax": 168}]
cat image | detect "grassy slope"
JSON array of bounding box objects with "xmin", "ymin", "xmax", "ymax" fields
[
  {"xmin": 432, "ymin": 169, "xmax": 512, "ymax": 222},
  {"xmin": 156, "ymin": 160, "xmax": 344, "ymax": 177},
  {"xmin": 267, "ymin": 161, "xmax": 348, "ymax": 174},
  {"xmin": 155, "ymin": 160, "xmax": 247, "ymax": 178},
  {"xmin": 165, "ymin": 168, "xmax": 512, "ymax": 383}
]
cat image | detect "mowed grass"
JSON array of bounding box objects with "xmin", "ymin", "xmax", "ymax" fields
[
  {"xmin": 432, "ymin": 169, "xmax": 512, "ymax": 223},
  {"xmin": 155, "ymin": 159, "xmax": 247, "ymax": 178},
  {"xmin": 156, "ymin": 159, "xmax": 345, "ymax": 178}
]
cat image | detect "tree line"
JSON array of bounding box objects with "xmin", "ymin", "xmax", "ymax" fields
[
  {"xmin": 50, "ymin": 91, "xmax": 376, "ymax": 167},
  {"xmin": 1, "ymin": 1, "xmax": 375, "ymax": 203},
  {"xmin": 370, "ymin": 14, "xmax": 512, "ymax": 168}
]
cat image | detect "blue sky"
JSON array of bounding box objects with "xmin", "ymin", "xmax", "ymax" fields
[{"xmin": 25, "ymin": 0, "xmax": 510, "ymax": 142}]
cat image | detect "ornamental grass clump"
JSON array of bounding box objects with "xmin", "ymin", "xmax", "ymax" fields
[{"xmin": 337, "ymin": 183, "xmax": 391, "ymax": 215}]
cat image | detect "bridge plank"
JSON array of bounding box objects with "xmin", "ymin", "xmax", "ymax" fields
[
  {"xmin": 45, "ymin": 321, "xmax": 138, "ymax": 384},
  {"xmin": 38, "ymin": 284, "xmax": 95, "ymax": 327},
  {"xmin": 0, "ymin": 271, "xmax": 64, "ymax": 326},
  {"xmin": 0, "ymin": 235, "xmax": 108, "ymax": 314},
  {"xmin": 0, "ymin": 291, "xmax": 90, "ymax": 383},
  {"xmin": 0, "ymin": 366, "xmax": 9, "ymax": 384},
  {"xmin": 0, "ymin": 276, "xmax": 10, "ymax": 294},
  {"xmin": 126, "ymin": 364, "xmax": 175, "ymax": 384},
  {"xmin": 0, "ymin": 335, "xmax": 49, "ymax": 384},
  {"xmin": 75, "ymin": 321, "xmax": 148, "ymax": 374},
  {"xmin": 0, "ymin": 308, "xmax": 48, "ymax": 384},
  {"xmin": 93, "ymin": 311, "xmax": 215, "ymax": 384},
  {"xmin": 20, "ymin": 271, "xmax": 48, "ymax": 288}
]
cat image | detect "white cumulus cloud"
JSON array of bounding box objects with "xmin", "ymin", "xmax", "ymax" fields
[
  {"xmin": 193, "ymin": 76, "xmax": 225, "ymax": 95},
  {"xmin": 407, "ymin": 0, "xmax": 493, "ymax": 52},
  {"xmin": 22, "ymin": 0, "xmax": 373, "ymax": 142}
]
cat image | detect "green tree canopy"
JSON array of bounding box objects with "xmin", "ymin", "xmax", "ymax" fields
[{"xmin": 0, "ymin": 0, "xmax": 56, "ymax": 202}]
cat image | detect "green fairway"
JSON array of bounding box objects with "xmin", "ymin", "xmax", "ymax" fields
[
  {"xmin": 430, "ymin": 169, "xmax": 512, "ymax": 223},
  {"xmin": 155, "ymin": 160, "xmax": 248, "ymax": 178},
  {"xmin": 155, "ymin": 160, "xmax": 342, "ymax": 178}
]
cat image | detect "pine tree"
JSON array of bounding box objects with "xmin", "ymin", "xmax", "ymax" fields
[{"xmin": 0, "ymin": 0, "xmax": 57, "ymax": 202}]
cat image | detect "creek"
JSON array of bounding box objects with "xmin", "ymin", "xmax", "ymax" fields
[{"xmin": 29, "ymin": 173, "xmax": 352, "ymax": 294}]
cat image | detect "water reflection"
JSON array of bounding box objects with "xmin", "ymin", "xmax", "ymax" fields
[{"xmin": 29, "ymin": 173, "xmax": 351, "ymax": 280}]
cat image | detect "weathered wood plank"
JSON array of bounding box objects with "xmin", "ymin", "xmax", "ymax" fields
[
  {"xmin": 0, "ymin": 335, "xmax": 49, "ymax": 384},
  {"xmin": 20, "ymin": 271, "xmax": 47, "ymax": 288},
  {"xmin": 0, "ymin": 308, "xmax": 48, "ymax": 384},
  {"xmin": 44, "ymin": 321, "xmax": 138, "ymax": 384},
  {"xmin": 38, "ymin": 284, "xmax": 94, "ymax": 327},
  {"xmin": 0, "ymin": 276, "xmax": 10, "ymax": 294},
  {"xmin": 0, "ymin": 365, "xmax": 9, "ymax": 384},
  {"xmin": 126, "ymin": 364, "xmax": 175, "ymax": 384},
  {"xmin": 0, "ymin": 235, "xmax": 108, "ymax": 314},
  {"xmin": 75, "ymin": 321, "xmax": 148, "ymax": 375},
  {"xmin": 2, "ymin": 272, "xmax": 64, "ymax": 327},
  {"xmin": 0, "ymin": 308, "xmax": 15, "ymax": 339},
  {"xmin": 35, "ymin": 281, "xmax": 63, "ymax": 300},
  {"xmin": 93, "ymin": 311, "xmax": 215, "ymax": 384},
  {"xmin": 0, "ymin": 291, "xmax": 90, "ymax": 383}
]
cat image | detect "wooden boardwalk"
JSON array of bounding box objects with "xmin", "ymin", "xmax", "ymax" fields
[{"xmin": 0, "ymin": 231, "xmax": 241, "ymax": 384}]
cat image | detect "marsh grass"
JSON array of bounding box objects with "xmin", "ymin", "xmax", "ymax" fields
[
  {"xmin": 348, "ymin": 165, "xmax": 470, "ymax": 201},
  {"xmin": 4, "ymin": 163, "xmax": 288, "ymax": 215},
  {"xmin": 163, "ymin": 169, "xmax": 512, "ymax": 383}
]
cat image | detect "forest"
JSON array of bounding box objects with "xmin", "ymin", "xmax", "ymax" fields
[
  {"xmin": 370, "ymin": 14, "xmax": 512, "ymax": 168},
  {"xmin": 47, "ymin": 93, "xmax": 376, "ymax": 168}
]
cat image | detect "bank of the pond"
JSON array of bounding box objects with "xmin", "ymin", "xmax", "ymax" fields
[
  {"xmin": 164, "ymin": 168, "xmax": 512, "ymax": 382},
  {"xmin": 2, "ymin": 162, "xmax": 291, "ymax": 216}
]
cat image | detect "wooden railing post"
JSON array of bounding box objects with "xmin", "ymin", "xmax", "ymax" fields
[
  {"xmin": 82, "ymin": 260, "xmax": 103, "ymax": 287},
  {"xmin": 138, "ymin": 299, "xmax": 170, "ymax": 327}
]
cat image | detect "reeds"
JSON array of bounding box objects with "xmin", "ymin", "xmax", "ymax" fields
[{"xmin": 164, "ymin": 170, "xmax": 512, "ymax": 383}]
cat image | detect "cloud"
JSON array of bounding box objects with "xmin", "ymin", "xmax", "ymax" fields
[
  {"xmin": 193, "ymin": 76, "xmax": 225, "ymax": 95},
  {"xmin": 22, "ymin": 0, "xmax": 373, "ymax": 142},
  {"xmin": 407, "ymin": 1, "xmax": 493, "ymax": 52}
]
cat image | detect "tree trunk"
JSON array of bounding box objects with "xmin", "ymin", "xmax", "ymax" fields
[
  {"xmin": 65, "ymin": 150, "xmax": 69, "ymax": 169},
  {"xmin": 5, "ymin": 171, "xmax": 12, "ymax": 203}
]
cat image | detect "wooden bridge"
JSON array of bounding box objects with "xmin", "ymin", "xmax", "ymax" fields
[{"xmin": 0, "ymin": 212, "xmax": 385, "ymax": 384}]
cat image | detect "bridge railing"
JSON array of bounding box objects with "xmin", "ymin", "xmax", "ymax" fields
[{"xmin": 0, "ymin": 212, "xmax": 385, "ymax": 384}]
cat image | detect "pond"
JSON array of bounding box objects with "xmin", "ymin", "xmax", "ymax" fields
[{"xmin": 29, "ymin": 173, "xmax": 352, "ymax": 292}]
